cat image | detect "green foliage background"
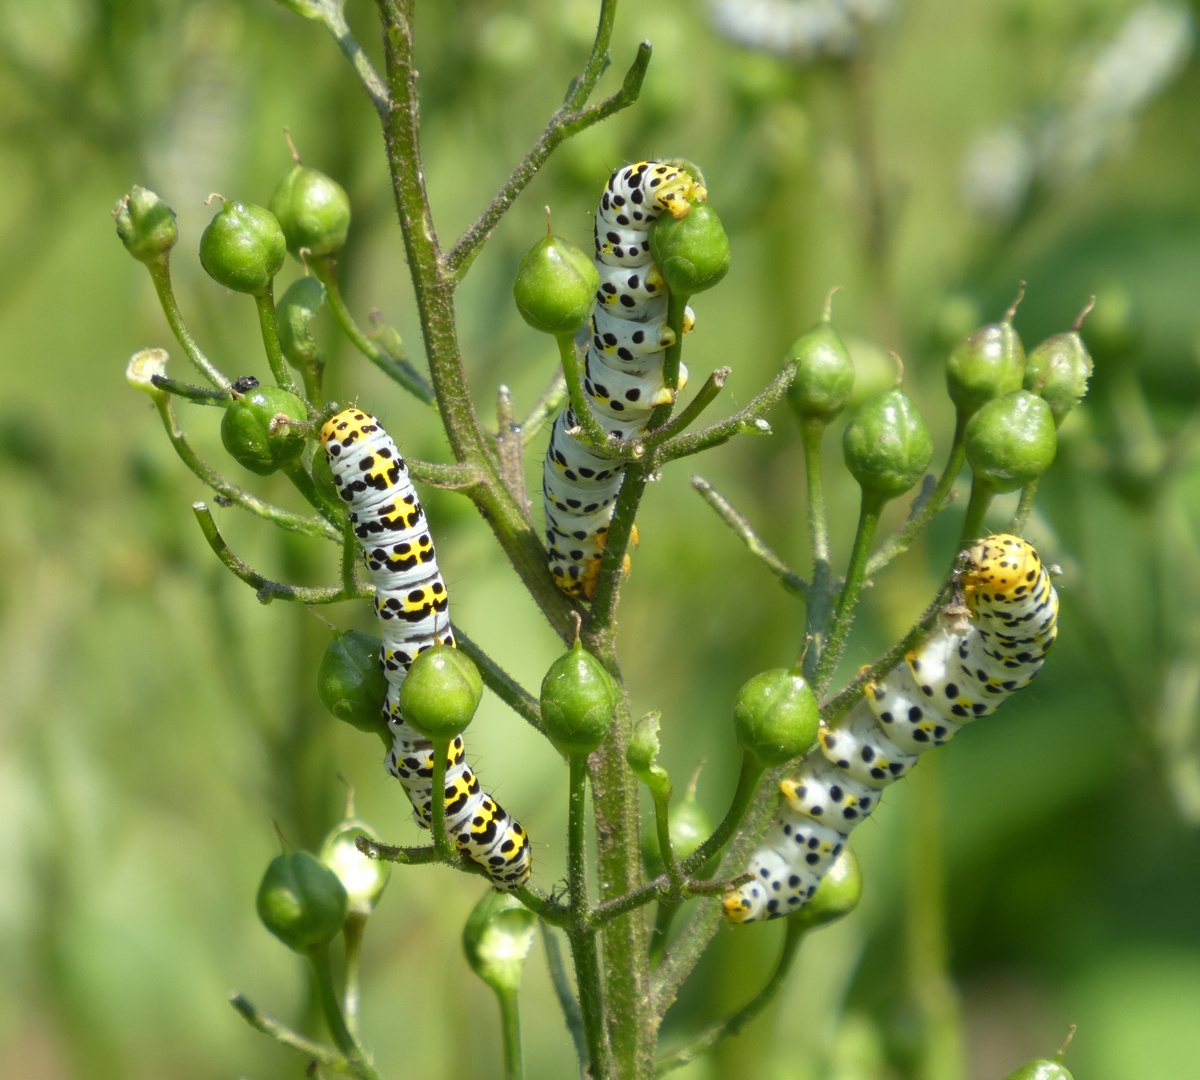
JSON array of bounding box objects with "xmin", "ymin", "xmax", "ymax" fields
[{"xmin": 2, "ymin": 0, "xmax": 1200, "ymax": 1077}]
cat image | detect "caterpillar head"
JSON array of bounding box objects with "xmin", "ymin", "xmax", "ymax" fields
[{"xmin": 961, "ymin": 533, "xmax": 1042, "ymax": 606}]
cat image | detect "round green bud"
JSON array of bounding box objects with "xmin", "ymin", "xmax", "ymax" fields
[
  {"xmin": 964, "ymin": 389, "xmax": 1057, "ymax": 493},
  {"xmin": 790, "ymin": 851, "xmax": 862, "ymax": 931},
  {"xmin": 320, "ymin": 820, "xmax": 390, "ymax": 917},
  {"xmin": 648, "ymin": 202, "xmax": 731, "ymax": 297},
  {"xmin": 399, "ymin": 644, "xmax": 483, "ymax": 739},
  {"xmin": 842, "ymin": 388, "xmax": 933, "ymax": 502},
  {"xmin": 1002, "ymin": 1061, "xmax": 1073, "ymax": 1080},
  {"xmin": 462, "ymin": 889, "xmax": 537, "ymax": 997},
  {"xmin": 1024, "ymin": 331, "xmax": 1092, "ymax": 427},
  {"xmin": 785, "ymin": 317, "xmax": 856, "ymax": 422},
  {"xmin": 256, "ymin": 850, "xmax": 348, "ymax": 953},
  {"xmin": 114, "ymin": 186, "xmax": 178, "ymax": 263},
  {"xmin": 946, "ymin": 318, "xmax": 1025, "ymax": 418},
  {"xmin": 317, "ymin": 630, "xmax": 389, "ymax": 739},
  {"xmin": 269, "ymin": 165, "xmax": 351, "ymax": 259},
  {"xmin": 732, "ymin": 668, "xmax": 820, "ymax": 767},
  {"xmin": 513, "ymin": 232, "xmax": 599, "ymax": 335},
  {"xmin": 276, "ymin": 277, "xmax": 327, "ymax": 370},
  {"xmin": 220, "ymin": 385, "xmax": 309, "ymax": 476},
  {"xmin": 539, "ymin": 640, "xmax": 618, "ymax": 757},
  {"xmin": 199, "ymin": 199, "xmax": 286, "ymax": 296},
  {"xmin": 642, "ymin": 795, "xmax": 714, "ymax": 878}
]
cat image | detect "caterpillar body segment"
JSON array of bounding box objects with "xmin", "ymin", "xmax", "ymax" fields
[
  {"xmin": 321, "ymin": 408, "xmax": 532, "ymax": 889},
  {"xmin": 543, "ymin": 161, "xmax": 707, "ymax": 598},
  {"xmin": 724, "ymin": 535, "xmax": 1058, "ymax": 923}
]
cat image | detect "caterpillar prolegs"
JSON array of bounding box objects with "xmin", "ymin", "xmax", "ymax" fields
[
  {"xmin": 543, "ymin": 161, "xmax": 707, "ymax": 598},
  {"xmin": 320, "ymin": 408, "xmax": 532, "ymax": 890},
  {"xmin": 724, "ymin": 535, "xmax": 1058, "ymax": 923}
]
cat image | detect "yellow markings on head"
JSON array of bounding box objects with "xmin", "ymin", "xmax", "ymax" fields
[
  {"xmin": 962, "ymin": 533, "xmax": 1042, "ymax": 604},
  {"xmin": 722, "ymin": 894, "xmax": 753, "ymax": 923},
  {"xmin": 320, "ymin": 407, "xmax": 373, "ymax": 449}
]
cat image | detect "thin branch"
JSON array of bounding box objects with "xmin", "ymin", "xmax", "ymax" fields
[
  {"xmin": 229, "ymin": 994, "xmax": 346, "ymax": 1067},
  {"xmin": 453, "ymin": 625, "xmax": 544, "ymax": 732}
]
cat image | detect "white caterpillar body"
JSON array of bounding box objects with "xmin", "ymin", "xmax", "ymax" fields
[
  {"xmin": 724, "ymin": 535, "xmax": 1058, "ymax": 923},
  {"xmin": 321, "ymin": 408, "xmax": 532, "ymax": 890}
]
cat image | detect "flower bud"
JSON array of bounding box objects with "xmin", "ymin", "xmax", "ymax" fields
[
  {"xmin": 732, "ymin": 668, "xmax": 819, "ymax": 767},
  {"xmin": 1024, "ymin": 330, "xmax": 1092, "ymax": 427},
  {"xmin": 648, "ymin": 202, "xmax": 731, "ymax": 296},
  {"xmin": 964, "ymin": 389, "xmax": 1057, "ymax": 493},
  {"xmin": 269, "ymin": 165, "xmax": 351, "ymax": 259},
  {"xmin": 842, "ymin": 388, "xmax": 933, "ymax": 502},
  {"xmin": 785, "ymin": 314, "xmax": 855, "ymax": 423},
  {"xmin": 320, "ymin": 820, "xmax": 390, "ymax": 917},
  {"xmin": 276, "ymin": 277, "xmax": 327, "ymax": 371},
  {"xmin": 399, "ymin": 644, "xmax": 483, "ymax": 739},
  {"xmin": 114, "ymin": 186, "xmax": 178, "ymax": 264},
  {"xmin": 220, "ymin": 385, "xmax": 309, "ymax": 475},
  {"xmin": 125, "ymin": 348, "xmax": 170, "ymax": 404},
  {"xmin": 790, "ymin": 851, "xmax": 862, "ymax": 931},
  {"xmin": 539, "ymin": 640, "xmax": 618, "ymax": 757},
  {"xmin": 199, "ymin": 199, "xmax": 286, "ymax": 296},
  {"xmin": 513, "ymin": 232, "xmax": 599, "ymax": 335},
  {"xmin": 317, "ymin": 630, "xmax": 389, "ymax": 739},
  {"xmin": 462, "ymin": 890, "xmax": 537, "ymax": 997},
  {"xmin": 256, "ymin": 850, "xmax": 348, "ymax": 953},
  {"xmin": 1002, "ymin": 1061, "xmax": 1073, "ymax": 1080},
  {"xmin": 946, "ymin": 315, "xmax": 1025, "ymax": 419}
]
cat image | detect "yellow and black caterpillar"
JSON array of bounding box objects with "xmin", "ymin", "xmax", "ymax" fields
[
  {"xmin": 542, "ymin": 161, "xmax": 706, "ymax": 598},
  {"xmin": 725, "ymin": 535, "xmax": 1058, "ymax": 923},
  {"xmin": 321, "ymin": 408, "xmax": 532, "ymax": 890}
]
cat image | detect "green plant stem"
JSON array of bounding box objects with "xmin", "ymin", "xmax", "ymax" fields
[
  {"xmin": 452, "ymin": 626, "xmax": 543, "ymax": 732},
  {"xmin": 691, "ymin": 476, "xmax": 808, "ymax": 597},
  {"xmin": 652, "ymin": 788, "xmax": 687, "ymax": 899},
  {"xmin": 654, "ymin": 915, "xmax": 809, "ymax": 1074},
  {"xmin": 281, "ymin": 458, "xmax": 344, "ymax": 525},
  {"xmin": 255, "ymin": 289, "xmax": 304, "ymax": 398},
  {"xmin": 1008, "ymin": 479, "xmax": 1039, "ymax": 534},
  {"xmin": 150, "ymin": 374, "xmax": 230, "ymax": 405},
  {"xmin": 644, "ymin": 367, "xmax": 730, "ymax": 447},
  {"xmin": 801, "ymin": 417, "xmax": 832, "ymax": 565},
  {"xmin": 428, "ymin": 736, "xmax": 455, "ymax": 859},
  {"xmin": 520, "ymin": 371, "xmax": 568, "ymax": 445},
  {"xmin": 229, "ymin": 993, "xmax": 346, "ymax": 1067},
  {"xmin": 355, "ymin": 835, "xmax": 441, "ymax": 865},
  {"xmin": 570, "ymin": 927, "xmax": 611, "ymax": 1079},
  {"xmin": 497, "ymin": 987, "xmax": 524, "ymax": 1080},
  {"xmin": 146, "ymin": 255, "xmax": 231, "ymax": 389},
  {"xmin": 542, "ymin": 923, "xmax": 588, "ymax": 1068},
  {"xmin": 342, "ymin": 913, "xmax": 366, "ymax": 1039},
  {"xmin": 568, "ymin": 754, "xmax": 591, "ymax": 917},
  {"xmin": 960, "ymin": 476, "xmax": 995, "ymax": 545},
  {"xmin": 309, "ymin": 0, "xmax": 391, "ymax": 116},
  {"xmin": 495, "ymin": 384, "xmax": 529, "ymax": 512},
  {"xmin": 558, "ymin": 330, "xmax": 622, "ymax": 450},
  {"xmin": 310, "ymin": 257, "xmax": 436, "ymax": 404},
  {"xmin": 814, "ymin": 490, "xmax": 885, "ymax": 692},
  {"xmin": 681, "ymin": 752, "xmax": 766, "ymax": 876},
  {"xmin": 652, "ymin": 293, "xmax": 692, "ymax": 427},
  {"xmin": 155, "ymin": 397, "xmax": 338, "ymax": 540},
  {"xmin": 193, "ymin": 503, "xmax": 370, "ymax": 604},
  {"xmin": 308, "ymin": 945, "xmax": 383, "ymax": 1080},
  {"xmin": 515, "ymin": 886, "xmax": 572, "ymax": 927},
  {"xmin": 340, "ymin": 515, "xmax": 360, "ymax": 595}
]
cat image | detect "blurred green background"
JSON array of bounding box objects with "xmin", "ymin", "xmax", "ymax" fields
[{"xmin": 2, "ymin": 0, "xmax": 1200, "ymax": 1077}]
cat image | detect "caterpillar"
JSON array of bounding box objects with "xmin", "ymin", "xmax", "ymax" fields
[
  {"xmin": 724, "ymin": 534, "xmax": 1058, "ymax": 923},
  {"xmin": 321, "ymin": 408, "xmax": 532, "ymax": 890},
  {"xmin": 542, "ymin": 160, "xmax": 707, "ymax": 598}
]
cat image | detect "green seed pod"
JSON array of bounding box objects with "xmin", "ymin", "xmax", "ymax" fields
[
  {"xmin": 114, "ymin": 186, "xmax": 178, "ymax": 264},
  {"xmin": 648, "ymin": 202, "xmax": 731, "ymax": 297},
  {"xmin": 1001, "ymin": 1061, "xmax": 1074, "ymax": 1080},
  {"xmin": 462, "ymin": 889, "xmax": 537, "ymax": 997},
  {"xmin": 256, "ymin": 850, "xmax": 348, "ymax": 953},
  {"xmin": 842, "ymin": 388, "xmax": 933, "ymax": 502},
  {"xmin": 276, "ymin": 277, "xmax": 327, "ymax": 370},
  {"xmin": 785, "ymin": 311, "xmax": 856, "ymax": 422},
  {"xmin": 220, "ymin": 385, "xmax": 309, "ymax": 476},
  {"xmin": 399, "ymin": 644, "xmax": 483, "ymax": 739},
  {"xmin": 732, "ymin": 668, "xmax": 820, "ymax": 768},
  {"xmin": 1024, "ymin": 330, "xmax": 1092, "ymax": 427},
  {"xmin": 513, "ymin": 231, "xmax": 599, "ymax": 335},
  {"xmin": 199, "ymin": 199, "xmax": 286, "ymax": 296},
  {"xmin": 946, "ymin": 315, "xmax": 1025, "ymax": 419},
  {"xmin": 790, "ymin": 851, "xmax": 862, "ymax": 931},
  {"xmin": 317, "ymin": 630, "xmax": 389, "ymax": 739},
  {"xmin": 320, "ymin": 819, "xmax": 390, "ymax": 917},
  {"xmin": 964, "ymin": 389, "xmax": 1057, "ymax": 493},
  {"xmin": 539, "ymin": 640, "xmax": 618, "ymax": 757},
  {"xmin": 269, "ymin": 165, "xmax": 351, "ymax": 259},
  {"xmin": 642, "ymin": 788, "xmax": 714, "ymax": 877}
]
